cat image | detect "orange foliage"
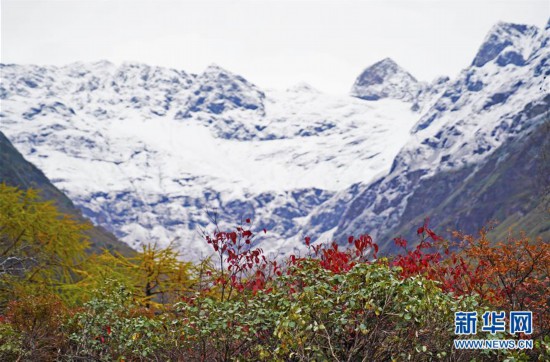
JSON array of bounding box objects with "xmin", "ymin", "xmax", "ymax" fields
[
  {"xmin": 457, "ymin": 230, "xmax": 550, "ymax": 335},
  {"xmin": 5, "ymin": 294, "xmax": 68, "ymax": 361}
]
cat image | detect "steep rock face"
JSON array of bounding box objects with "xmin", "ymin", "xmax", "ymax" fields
[
  {"xmin": 181, "ymin": 64, "xmax": 265, "ymax": 116},
  {"xmin": 326, "ymin": 21, "xmax": 550, "ymax": 249},
  {"xmin": 0, "ymin": 61, "xmax": 195, "ymax": 118},
  {"xmin": 0, "ymin": 131, "xmax": 135, "ymax": 255}
]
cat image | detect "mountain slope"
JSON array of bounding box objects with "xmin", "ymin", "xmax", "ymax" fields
[
  {"xmin": 0, "ymin": 131, "xmax": 135, "ymax": 255},
  {"xmin": 380, "ymin": 113, "xmax": 550, "ymax": 253},
  {"xmin": 328, "ymin": 20, "xmax": 549, "ymax": 249}
]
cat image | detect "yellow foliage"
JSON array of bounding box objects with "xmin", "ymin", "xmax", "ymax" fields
[{"xmin": 0, "ymin": 184, "xmax": 90, "ymax": 305}]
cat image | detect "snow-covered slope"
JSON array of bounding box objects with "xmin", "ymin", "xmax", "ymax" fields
[
  {"xmin": 0, "ymin": 61, "xmax": 423, "ymax": 259},
  {"xmin": 326, "ymin": 20, "xmax": 549, "ymax": 247}
]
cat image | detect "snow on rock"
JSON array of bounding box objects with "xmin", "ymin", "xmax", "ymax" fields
[{"xmin": 472, "ymin": 22, "xmax": 541, "ymax": 67}]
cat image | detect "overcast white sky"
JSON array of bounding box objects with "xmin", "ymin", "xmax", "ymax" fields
[{"xmin": 1, "ymin": 0, "xmax": 548, "ymax": 93}]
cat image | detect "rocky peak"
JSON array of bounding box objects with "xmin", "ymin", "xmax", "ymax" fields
[
  {"xmin": 350, "ymin": 58, "xmax": 422, "ymax": 102},
  {"xmin": 471, "ymin": 21, "xmax": 540, "ymax": 67},
  {"xmin": 181, "ymin": 64, "xmax": 265, "ymax": 117},
  {"xmin": 286, "ymin": 82, "xmax": 320, "ymax": 94}
]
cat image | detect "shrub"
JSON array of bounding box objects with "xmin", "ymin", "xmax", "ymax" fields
[
  {"xmin": 392, "ymin": 222, "xmax": 550, "ymax": 360},
  {"xmin": 3, "ymin": 293, "xmax": 67, "ymax": 361},
  {"xmin": 266, "ymin": 259, "xmax": 481, "ymax": 361},
  {"xmin": 171, "ymin": 258, "xmax": 488, "ymax": 361},
  {"xmin": 63, "ymin": 280, "xmax": 164, "ymax": 361},
  {"xmin": 0, "ymin": 318, "xmax": 23, "ymax": 361}
]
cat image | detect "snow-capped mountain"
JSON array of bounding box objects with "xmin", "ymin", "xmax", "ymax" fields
[
  {"xmin": 1, "ymin": 19, "xmax": 547, "ymax": 259},
  {"xmin": 325, "ymin": 20, "xmax": 549, "ymax": 249},
  {"xmin": 0, "ymin": 60, "xmax": 425, "ymax": 259}
]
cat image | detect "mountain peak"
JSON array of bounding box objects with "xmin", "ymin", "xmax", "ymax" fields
[
  {"xmin": 92, "ymin": 59, "xmax": 114, "ymax": 68},
  {"xmin": 471, "ymin": 21, "xmax": 540, "ymax": 67},
  {"xmin": 179, "ymin": 63, "xmax": 265, "ymax": 121},
  {"xmin": 376, "ymin": 57, "xmax": 399, "ymax": 68},
  {"xmin": 197, "ymin": 64, "xmax": 251, "ymax": 84},
  {"xmin": 287, "ymin": 82, "xmax": 320, "ymax": 93},
  {"xmin": 357, "ymin": 58, "xmax": 410, "ymax": 80},
  {"xmin": 202, "ymin": 63, "xmax": 232, "ymax": 76},
  {"xmin": 119, "ymin": 60, "xmax": 151, "ymax": 69},
  {"xmin": 350, "ymin": 58, "xmax": 420, "ymax": 102}
]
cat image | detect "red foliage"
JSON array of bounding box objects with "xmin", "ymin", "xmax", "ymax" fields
[
  {"xmin": 203, "ymin": 221, "xmax": 273, "ymax": 299},
  {"xmin": 392, "ymin": 219, "xmax": 483, "ymax": 295},
  {"xmin": 299, "ymin": 234, "xmax": 378, "ymax": 274}
]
